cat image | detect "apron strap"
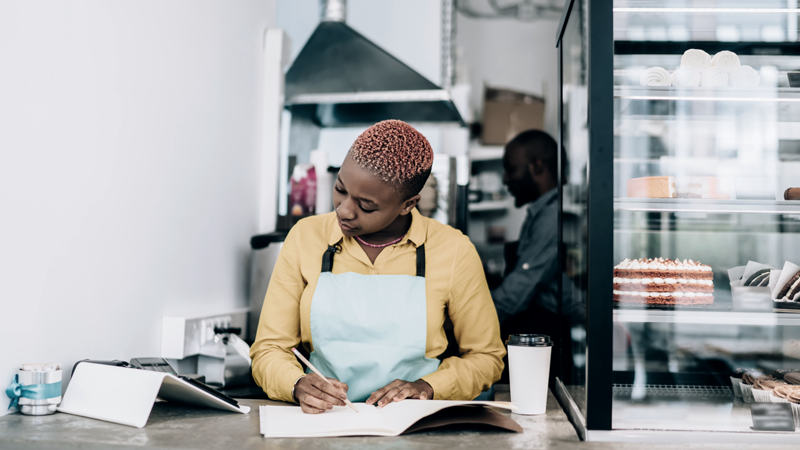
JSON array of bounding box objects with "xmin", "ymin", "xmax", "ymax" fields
[
  {"xmin": 321, "ymin": 245, "xmax": 340, "ymax": 273},
  {"xmin": 416, "ymin": 245, "xmax": 425, "ymax": 278},
  {"xmin": 320, "ymin": 242, "xmax": 425, "ymax": 277}
]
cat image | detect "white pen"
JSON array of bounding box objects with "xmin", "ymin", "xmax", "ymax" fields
[{"xmin": 291, "ymin": 347, "xmax": 358, "ymax": 413}]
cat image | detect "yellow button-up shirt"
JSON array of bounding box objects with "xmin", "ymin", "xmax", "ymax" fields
[{"xmin": 250, "ymin": 209, "xmax": 505, "ymax": 402}]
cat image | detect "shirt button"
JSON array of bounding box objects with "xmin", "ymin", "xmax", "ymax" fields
[
  {"xmin": 522, "ymin": 263, "xmax": 530, "ymax": 270},
  {"xmin": 371, "ymin": 270, "xmax": 378, "ymax": 275}
]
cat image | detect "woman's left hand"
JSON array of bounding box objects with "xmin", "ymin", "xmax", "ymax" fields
[{"xmin": 366, "ymin": 379, "xmax": 433, "ymax": 407}]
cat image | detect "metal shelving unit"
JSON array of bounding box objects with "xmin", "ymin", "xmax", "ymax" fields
[
  {"xmin": 468, "ymin": 144, "xmax": 505, "ymax": 162},
  {"xmin": 468, "ymin": 199, "xmax": 512, "ymax": 212}
]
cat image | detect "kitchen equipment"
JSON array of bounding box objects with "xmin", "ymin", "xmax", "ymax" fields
[
  {"xmin": 249, "ymin": 231, "xmax": 288, "ymax": 342},
  {"xmin": 197, "ymin": 328, "xmax": 251, "ymax": 388},
  {"xmin": 283, "ymin": 0, "xmax": 464, "ymax": 127}
]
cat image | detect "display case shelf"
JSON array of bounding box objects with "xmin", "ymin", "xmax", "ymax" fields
[
  {"xmin": 615, "ymin": 86, "xmax": 800, "ymax": 102},
  {"xmin": 614, "ymin": 40, "xmax": 800, "ymax": 56},
  {"xmin": 614, "ymin": 309, "xmax": 800, "ymax": 326},
  {"xmin": 614, "ymin": 198, "xmax": 800, "ymax": 214}
]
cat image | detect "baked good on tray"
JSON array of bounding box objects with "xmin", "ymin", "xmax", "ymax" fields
[
  {"xmin": 730, "ymin": 368, "xmax": 759, "ymax": 398},
  {"xmin": 773, "ymin": 369, "xmax": 800, "ymax": 381},
  {"xmin": 743, "ymin": 268, "xmax": 771, "ymax": 287},
  {"xmin": 772, "ymin": 385, "xmax": 800, "ymax": 403},
  {"xmin": 626, "ymin": 176, "xmax": 730, "ymax": 199},
  {"xmin": 753, "ymin": 378, "xmax": 788, "ymax": 402},
  {"xmin": 613, "ymin": 258, "xmax": 714, "ymax": 306},
  {"xmin": 785, "ymin": 372, "xmax": 800, "ymax": 385},
  {"xmin": 777, "ymin": 271, "xmax": 800, "ymax": 300}
]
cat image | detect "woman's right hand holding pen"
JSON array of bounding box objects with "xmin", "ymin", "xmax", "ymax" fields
[{"xmin": 293, "ymin": 373, "xmax": 350, "ymax": 414}]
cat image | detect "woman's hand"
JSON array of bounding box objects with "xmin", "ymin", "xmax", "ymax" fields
[
  {"xmin": 366, "ymin": 379, "xmax": 433, "ymax": 407},
  {"xmin": 293, "ymin": 373, "xmax": 349, "ymax": 414}
]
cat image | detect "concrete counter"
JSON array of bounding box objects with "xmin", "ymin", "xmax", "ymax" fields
[{"xmin": 0, "ymin": 390, "xmax": 578, "ymax": 450}]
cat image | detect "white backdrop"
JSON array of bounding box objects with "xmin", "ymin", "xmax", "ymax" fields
[{"xmin": 0, "ymin": 0, "xmax": 276, "ymax": 414}]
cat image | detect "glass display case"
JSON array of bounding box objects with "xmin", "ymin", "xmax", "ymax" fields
[{"xmin": 557, "ymin": 0, "xmax": 800, "ymax": 442}]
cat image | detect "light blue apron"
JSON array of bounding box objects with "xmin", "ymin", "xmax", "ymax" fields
[{"xmin": 308, "ymin": 243, "xmax": 440, "ymax": 402}]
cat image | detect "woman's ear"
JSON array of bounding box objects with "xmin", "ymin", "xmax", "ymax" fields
[{"xmin": 400, "ymin": 194, "xmax": 421, "ymax": 215}]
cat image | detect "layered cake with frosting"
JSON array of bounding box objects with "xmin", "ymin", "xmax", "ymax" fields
[{"xmin": 613, "ymin": 257, "xmax": 714, "ymax": 305}]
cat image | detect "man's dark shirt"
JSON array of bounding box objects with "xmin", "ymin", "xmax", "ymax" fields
[{"xmin": 491, "ymin": 188, "xmax": 558, "ymax": 324}]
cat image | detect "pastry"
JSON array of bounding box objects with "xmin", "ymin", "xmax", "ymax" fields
[
  {"xmin": 742, "ymin": 370, "xmax": 766, "ymax": 385},
  {"xmin": 772, "ymin": 369, "xmax": 800, "ymax": 380},
  {"xmin": 732, "ymin": 368, "xmax": 758, "ymax": 379},
  {"xmin": 701, "ymin": 67, "xmax": 730, "ymax": 88},
  {"xmin": 752, "ymin": 378, "xmax": 787, "ymax": 402},
  {"xmin": 680, "ymin": 49, "xmax": 712, "ymax": 71},
  {"xmin": 711, "ymin": 50, "xmax": 741, "ymax": 73},
  {"xmin": 671, "ymin": 67, "xmax": 701, "ymax": 88},
  {"xmin": 773, "ymin": 385, "xmax": 800, "ymax": 400},
  {"xmin": 626, "ymin": 176, "xmax": 730, "ymax": 199},
  {"xmin": 784, "ymin": 372, "xmax": 800, "ymax": 385},
  {"xmin": 785, "ymin": 188, "xmax": 800, "ymax": 201},
  {"xmin": 729, "ymin": 65, "xmax": 760, "ymax": 88},
  {"xmin": 613, "ymin": 258, "xmax": 714, "ymax": 306},
  {"xmin": 743, "ymin": 269, "xmax": 771, "ymax": 287},
  {"xmin": 640, "ymin": 67, "xmax": 671, "ymax": 86},
  {"xmin": 754, "ymin": 378, "xmax": 785, "ymax": 391},
  {"xmin": 777, "ymin": 271, "xmax": 800, "ymax": 300}
]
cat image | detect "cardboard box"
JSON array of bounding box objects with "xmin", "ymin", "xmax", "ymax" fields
[{"xmin": 481, "ymin": 86, "xmax": 545, "ymax": 145}]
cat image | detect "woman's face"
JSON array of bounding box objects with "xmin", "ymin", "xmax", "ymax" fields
[{"xmin": 333, "ymin": 155, "xmax": 415, "ymax": 237}]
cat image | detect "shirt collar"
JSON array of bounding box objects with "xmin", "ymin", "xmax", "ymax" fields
[
  {"xmin": 526, "ymin": 188, "xmax": 558, "ymax": 218},
  {"xmin": 328, "ymin": 218, "xmax": 344, "ymax": 246},
  {"xmin": 404, "ymin": 208, "xmax": 427, "ymax": 247},
  {"xmin": 327, "ymin": 207, "xmax": 427, "ymax": 247}
]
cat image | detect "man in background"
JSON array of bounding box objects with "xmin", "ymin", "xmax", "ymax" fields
[{"xmin": 492, "ymin": 129, "xmax": 559, "ymax": 329}]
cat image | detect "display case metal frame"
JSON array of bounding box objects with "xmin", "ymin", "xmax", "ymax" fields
[
  {"xmin": 556, "ymin": 0, "xmax": 800, "ymax": 443},
  {"xmin": 555, "ymin": 0, "xmax": 615, "ymax": 436}
]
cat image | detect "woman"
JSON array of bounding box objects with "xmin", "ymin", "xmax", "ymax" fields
[{"xmin": 250, "ymin": 120, "xmax": 505, "ymax": 414}]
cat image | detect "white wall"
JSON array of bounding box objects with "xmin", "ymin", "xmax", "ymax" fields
[
  {"xmin": 456, "ymin": 13, "xmax": 560, "ymax": 139},
  {"xmin": 0, "ymin": 0, "xmax": 276, "ymax": 414}
]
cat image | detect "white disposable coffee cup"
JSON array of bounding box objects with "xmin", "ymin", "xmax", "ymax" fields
[{"xmin": 508, "ymin": 334, "xmax": 552, "ymax": 415}]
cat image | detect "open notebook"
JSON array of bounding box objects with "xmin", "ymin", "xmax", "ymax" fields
[{"xmin": 259, "ymin": 400, "xmax": 520, "ymax": 438}]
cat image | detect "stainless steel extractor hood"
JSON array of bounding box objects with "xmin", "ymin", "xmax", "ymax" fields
[{"xmin": 284, "ymin": 0, "xmax": 464, "ymax": 127}]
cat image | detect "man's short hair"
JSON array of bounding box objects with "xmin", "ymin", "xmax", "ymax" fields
[{"xmin": 506, "ymin": 130, "xmax": 559, "ymax": 179}]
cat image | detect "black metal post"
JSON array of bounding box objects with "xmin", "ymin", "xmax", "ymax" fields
[{"xmin": 585, "ymin": 0, "xmax": 614, "ymax": 432}]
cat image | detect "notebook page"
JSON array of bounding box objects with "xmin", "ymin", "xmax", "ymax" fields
[
  {"xmin": 259, "ymin": 403, "xmax": 396, "ymax": 437},
  {"xmin": 378, "ymin": 400, "xmax": 517, "ymax": 433}
]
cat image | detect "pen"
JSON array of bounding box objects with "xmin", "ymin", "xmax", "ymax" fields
[{"xmin": 291, "ymin": 347, "xmax": 358, "ymax": 413}]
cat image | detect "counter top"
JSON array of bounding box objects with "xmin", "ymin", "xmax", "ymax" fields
[{"xmin": 0, "ymin": 389, "xmax": 578, "ymax": 450}]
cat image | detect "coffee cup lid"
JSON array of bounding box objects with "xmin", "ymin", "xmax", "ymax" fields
[{"xmin": 508, "ymin": 334, "xmax": 552, "ymax": 347}]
